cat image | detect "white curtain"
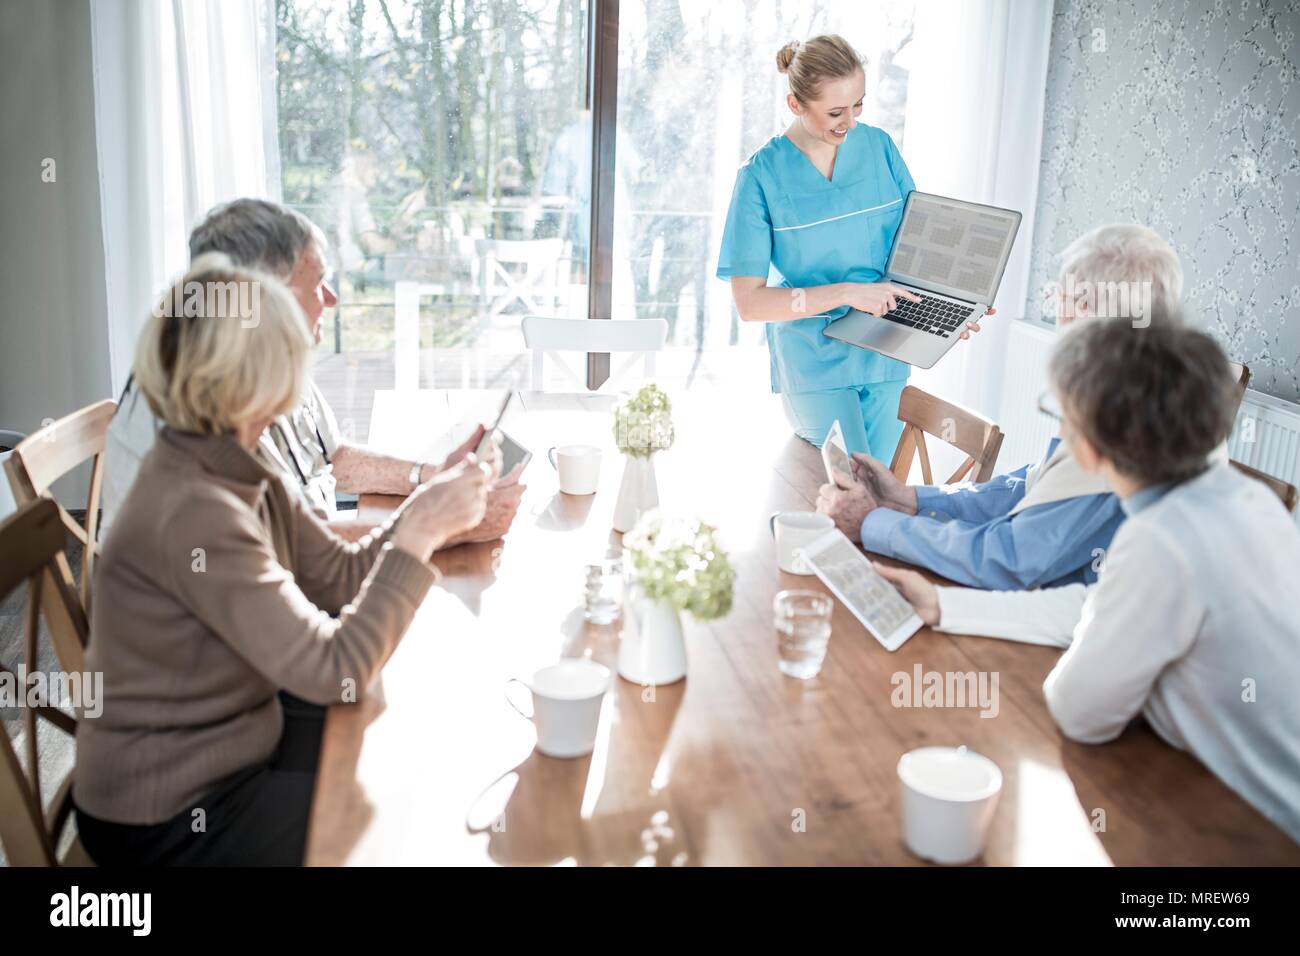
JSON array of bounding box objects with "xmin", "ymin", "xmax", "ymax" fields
[
  {"xmin": 90, "ymin": 0, "xmax": 279, "ymax": 395},
  {"xmin": 894, "ymin": 0, "xmax": 1053, "ymax": 474}
]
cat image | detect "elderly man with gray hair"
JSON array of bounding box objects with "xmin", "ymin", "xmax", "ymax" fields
[
  {"xmin": 816, "ymin": 223, "xmax": 1187, "ymax": 590},
  {"xmin": 102, "ymin": 198, "xmax": 524, "ymax": 543}
]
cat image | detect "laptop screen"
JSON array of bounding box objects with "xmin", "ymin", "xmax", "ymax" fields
[{"xmin": 885, "ymin": 192, "xmax": 1021, "ymax": 303}]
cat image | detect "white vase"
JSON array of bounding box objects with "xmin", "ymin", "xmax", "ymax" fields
[
  {"xmin": 618, "ymin": 587, "xmax": 687, "ymax": 685},
  {"xmin": 612, "ymin": 453, "xmax": 659, "ymax": 533}
]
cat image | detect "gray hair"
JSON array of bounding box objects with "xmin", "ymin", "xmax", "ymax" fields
[
  {"xmin": 1049, "ymin": 318, "xmax": 1236, "ymax": 485},
  {"xmin": 776, "ymin": 34, "xmax": 863, "ymax": 105},
  {"xmin": 188, "ymin": 198, "xmax": 324, "ymax": 279},
  {"xmin": 1058, "ymin": 224, "xmax": 1184, "ymax": 323}
]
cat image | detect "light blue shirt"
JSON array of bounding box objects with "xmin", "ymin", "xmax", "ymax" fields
[
  {"xmin": 1120, "ymin": 480, "xmax": 1174, "ymax": 515},
  {"xmin": 860, "ymin": 438, "xmax": 1127, "ymax": 590},
  {"xmin": 716, "ymin": 124, "xmax": 914, "ymax": 394}
]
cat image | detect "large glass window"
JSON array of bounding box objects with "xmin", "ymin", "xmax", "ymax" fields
[
  {"xmin": 274, "ymin": 0, "xmax": 915, "ymax": 424},
  {"xmin": 276, "ymin": 0, "xmax": 590, "ymax": 438},
  {"xmin": 613, "ymin": 0, "xmax": 915, "ymax": 390}
]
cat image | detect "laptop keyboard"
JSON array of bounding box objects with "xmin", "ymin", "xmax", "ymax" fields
[{"xmin": 878, "ymin": 293, "xmax": 973, "ymax": 337}]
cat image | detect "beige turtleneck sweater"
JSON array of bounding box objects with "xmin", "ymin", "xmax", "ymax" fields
[{"xmin": 75, "ymin": 427, "xmax": 437, "ymax": 825}]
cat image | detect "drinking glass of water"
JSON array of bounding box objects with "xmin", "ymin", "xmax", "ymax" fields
[
  {"xmin": 583, "ymin": 557, "xmax": 624, "ymax": 624},
  {"xmin": 773, "ymin": 590, "xmax": 833, "ymax": 679}
]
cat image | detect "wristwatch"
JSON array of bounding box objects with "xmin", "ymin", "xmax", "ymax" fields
[{"xmin": 409, "ymin": 461, "xmax": 428, "ymax": 489}]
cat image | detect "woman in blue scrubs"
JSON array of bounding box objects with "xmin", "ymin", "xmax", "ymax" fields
[{"xmin": 717, "ymin": 35, "xmax": 987, "ymax": 459}]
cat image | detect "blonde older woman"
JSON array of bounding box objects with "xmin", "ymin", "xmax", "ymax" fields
[{"xmin": 74, "ymin": 255, "xmax": 492, "ymax": 865}]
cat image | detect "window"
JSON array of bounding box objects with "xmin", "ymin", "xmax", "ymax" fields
[
  {"xmin": 613, "ymin": 0, "xmax": 914, "ymax": 389},
  {"xmin": 274, "ymin": 0, "xmax": 914, "ymax": 429},
  {"xmin": 276, "ymin": 0, "xmax": 591, "ymax": 437}
]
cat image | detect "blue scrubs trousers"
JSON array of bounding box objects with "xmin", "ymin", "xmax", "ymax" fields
[{"xmin": 781, "ymin": 381, "xmax": 908, "ymax": 462}]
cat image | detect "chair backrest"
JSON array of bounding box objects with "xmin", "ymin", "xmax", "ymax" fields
[
  {"xmin": 1228, "ymin": 361, "xmax": 1251, "ymax": 417},
  {"xmin": 1230, "ymin": 459, "xmax": 1298, "ymax": 514},
  {"xmin": 1228, "ymin": 361, "xmax": 1250, "ymax": 390},
  {"xmin": 476, "ymin": 238, "xmax": 566, "ymax": 318},
  {"xmin": 4, "ymin": 399, "xmax": 115, "ymax": 624},
  {"xmin": 521, "ymin": 317, "xmax": 669, "ymax": 392},
  {"xmin": 0, "ymin": 499, "xmax": 84, "ymax": 866},
  {"xmin": 889, "ymin": 385, "xmax": 1004, "ymax": 485}
]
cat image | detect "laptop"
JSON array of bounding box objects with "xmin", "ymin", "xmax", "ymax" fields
[{"xmin": 823, "ymin": 191, "xmax": 1022, "ymax": 369}]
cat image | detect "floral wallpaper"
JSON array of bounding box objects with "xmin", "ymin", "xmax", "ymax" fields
[{"xmin": 1024, "ymin": 0, "xmax": 1300, "ymax": 402}]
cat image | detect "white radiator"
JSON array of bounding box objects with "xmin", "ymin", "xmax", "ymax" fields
[
  {"xmin": 996, "ymin": 321, "xmax": 1300, "ymax": 524},
  {"xmin": 1228, "ymin": 389, "xmax": 1300, "ymax": 500},
  {"xmin": 995, "ymin": 321, "xmax": 1060, "ymax": 473}
]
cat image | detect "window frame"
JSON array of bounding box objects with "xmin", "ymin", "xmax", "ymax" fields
[{"xmin": 584, "ymin": 0, "xmax": 619, "ymax": 389}]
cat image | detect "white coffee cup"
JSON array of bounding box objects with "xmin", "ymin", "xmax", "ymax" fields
[
  {"xmin": 505, "ymin": 659, "xmax": 611, "ymax": 758},
  {"xmin": 897, "ymin": 745, "xmax": 1003, "ymax": 864},
  {"xmin": 548, "ymin": 444, "xmax": 602, "ymax": 495},
  {"xmin": 769, "ymin": 511, "xmax": 834, "ymax": 575}
]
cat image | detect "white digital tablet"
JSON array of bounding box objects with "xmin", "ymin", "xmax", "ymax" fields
[
  {"xmin": 821, "ymin": 419, "xmax": 854, "ymax": 488},
  {"xmin": 795, "ymin": 529, "xmax": 923, "ymax": 652},
  {"xmin": 497, "ymin": 429, "xmax": 533, "ymax": 477}
]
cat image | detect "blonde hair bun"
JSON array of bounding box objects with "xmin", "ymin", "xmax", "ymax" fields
[
  {"xmin": 776, "ymin": 34, "xmax": 863, "ymax": 103},
  {"xmin": 776, "ymin": 41, "xmax": 800, "ymax": 74}
]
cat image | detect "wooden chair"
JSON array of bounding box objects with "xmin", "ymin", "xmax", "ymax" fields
[
  {"xmin": 1228, "ymin": 361, "xmax": 1251, "ymax": 390},
  {"xmin": 0, "ymin": 498, "xmax": 93, "ymax": 866},
  {"xmin": 522, "ymin": 316, "xmax": 668, "ymax": 392},
  {"xmin": 1231, "ymin": 459, "xmax": 1298, "ymax": 514},
  {"xmin": 889, "ymin": 385, "xmax": 1004, "ymax": 484},
  {"xmin": 1228, "ymin": 361, "xmax": 1251, "ymax": 417},
  {"xmin": 3, "ymin": 399, "xmax": 114, "ymax": 672}
]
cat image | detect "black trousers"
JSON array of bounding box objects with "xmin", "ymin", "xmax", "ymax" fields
[{"xmin": 75, "ymin": 692, "xmax": 326, "ymax": 866}]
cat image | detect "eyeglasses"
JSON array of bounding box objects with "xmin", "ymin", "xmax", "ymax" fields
[{"xmin": 1036, "ymin": 390, "xmax": 1064, "ymax": 422}]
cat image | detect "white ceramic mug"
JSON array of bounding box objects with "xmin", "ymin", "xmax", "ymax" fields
[
  {"xmin": 897, "ymin": 745, "xmax": 1003, "ymax": 864},
  {"xmin": 769, "ymin": 511, "xmax": 834, "ymax": 575},
  {"xmin": 548, "ymin": 444, "xmax": 602, "ymax": 495},
  {"xmin": 505, "ymin": 659, "xmax": 611, "ymax": 758}
]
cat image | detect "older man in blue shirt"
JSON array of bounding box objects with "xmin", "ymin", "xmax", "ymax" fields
[
  {"xmin": 817, "ymin": 224, "xmax": 1186, "ymax": 590},
  {"xmin": 823, "ymin": 437, "xmax": 1123, "ymax": 589}
]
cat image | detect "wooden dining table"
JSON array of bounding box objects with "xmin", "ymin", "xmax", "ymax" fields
[{"xmin": 305, "ymin": 388, "xmax": 1300, "ymax": 866}]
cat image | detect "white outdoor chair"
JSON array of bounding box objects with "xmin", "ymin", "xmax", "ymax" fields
[
  {"xmin": 521, "ymin": 316, "xmax": 668, "ymax": 392},
  {"xmin": 476, "ymin": 238, "xmax": 565, "ymax": 318}
]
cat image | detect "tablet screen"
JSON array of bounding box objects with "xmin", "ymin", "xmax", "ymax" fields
[
  {"xmin": 822, "ymin": 420, "xmax": 853, "ymax": 485},
  {"xmin": 798, "ymin": 530, "xmax": 921, "ymax": 650},
  {"xmin": 498, "ymin": 429, "xmax": 532, "ymax": 475}
]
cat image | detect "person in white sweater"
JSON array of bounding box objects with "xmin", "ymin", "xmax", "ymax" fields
[{"xmin": 877, "ymin": 318, "xmax": 1300, "ymax": 843}]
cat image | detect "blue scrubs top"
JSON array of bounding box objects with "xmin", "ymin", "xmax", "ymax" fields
[{"xmin": 716, "ymin": 124, "xmax": 915, "ymax": 394}]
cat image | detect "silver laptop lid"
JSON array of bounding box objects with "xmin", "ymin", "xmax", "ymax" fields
[{"xmin": 885, "ymin": 191, "xmax": 1022, "ymax": 304}]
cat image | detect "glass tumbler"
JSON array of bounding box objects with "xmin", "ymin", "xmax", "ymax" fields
[
  {"xmin": 583, "ymin": 557, "xmax": 624, "ymax": 624},
  {"xmin": 773, "ymin": 589, "xmax": 833, "ymax": 679}
]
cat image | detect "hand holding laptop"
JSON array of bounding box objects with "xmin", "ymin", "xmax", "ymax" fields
[
  {"xmin": 959, "ymin": 306, "xmax": 996, "ymax": 340},
  {"xmin": 824, "ymin": 191, "xmax": 1021, "ymax": 368}
]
